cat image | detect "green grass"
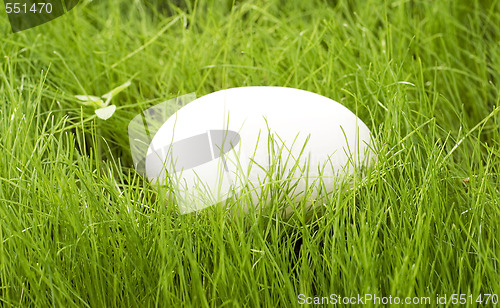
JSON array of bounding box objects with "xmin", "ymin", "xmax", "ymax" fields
[{"xmin": 1, "ymin": 0, "xmax": 499, "ymax": 306}]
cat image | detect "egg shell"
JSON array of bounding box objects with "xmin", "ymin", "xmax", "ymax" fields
[{"xmin": 146, "ymin": 87, "xmax": 374, "ymax": 214}]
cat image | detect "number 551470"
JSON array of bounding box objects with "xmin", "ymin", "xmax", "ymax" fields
[{"xmin": 5, "ymin": 2, "xmax": 53, "ymax": 14}]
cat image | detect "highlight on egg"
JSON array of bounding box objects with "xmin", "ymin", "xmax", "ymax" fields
[{"xmin": 128, "ymin": 87, "xmax": 376, "ymax": 214}]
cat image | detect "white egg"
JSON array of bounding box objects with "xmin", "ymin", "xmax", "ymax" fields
[{"xmin": 145, "ymin": 87, "xmax": 375, "ymax": 214}]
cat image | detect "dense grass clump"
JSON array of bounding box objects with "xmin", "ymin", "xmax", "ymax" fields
[{"xmin": 1, "ymin": 0, "xmax": 499, "ymax": 306}]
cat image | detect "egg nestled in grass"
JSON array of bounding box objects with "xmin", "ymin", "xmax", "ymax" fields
[{"xmin": 143, "ymin": 87, "xmax": 375, "ymax": 214}]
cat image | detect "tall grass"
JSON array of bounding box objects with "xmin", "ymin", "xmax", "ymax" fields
[{"xmin": 1, "ymin": 0, "xmax": 499, "ymax": 306}]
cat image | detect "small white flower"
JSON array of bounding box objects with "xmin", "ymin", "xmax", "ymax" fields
[
  {"xmin": 95, "ymin": 105, "xmax": 117, "ymax": 120},
  {"xmin": 75, "ymin": 80, "xmax": 131, "ymax": 120}
]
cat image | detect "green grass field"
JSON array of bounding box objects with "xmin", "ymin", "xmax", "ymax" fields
[{"xmin": 1, "ymin": 0, "xmax": 499, "ymax": 306}]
